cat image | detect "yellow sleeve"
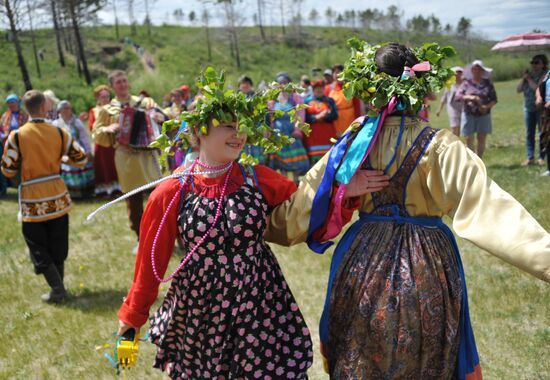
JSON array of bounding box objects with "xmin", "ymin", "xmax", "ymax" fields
[
  {"xmin": 425, "ymin": 132, "xmax": 550, "ymax": 282},
  {"xmin": 91, "ymin": 106, "xmax": 116, "ymax": 148},
  {"xmin": 1, "ymin": 131, "xmax": 20, "ymax": 177},
  {"xmin": 264, "ymin": 153, "xmax": 328, "ymax": 246}
]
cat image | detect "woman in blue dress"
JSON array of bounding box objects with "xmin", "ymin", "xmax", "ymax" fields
[{"xmin": 267, "ymin": 72, "xmax": 311, "ymax": 180}]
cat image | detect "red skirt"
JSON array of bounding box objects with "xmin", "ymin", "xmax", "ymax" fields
[
  {"xmin": 94, "ymin": 144, "xmax": 120, "ymax": 195},
  {"xmin": 304, "ymin": 121, "xmax": 336, "ymax": 163}
]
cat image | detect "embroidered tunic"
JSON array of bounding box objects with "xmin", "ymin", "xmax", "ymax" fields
[
  {"xmin": 1, "ymin": 120, "xmax": 87, "ymax": 222},
  {"xmin": 118, "ymin": 164, "xmax": 314, "ymax": 379}
]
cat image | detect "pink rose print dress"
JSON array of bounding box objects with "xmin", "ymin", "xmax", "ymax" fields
[{"xmin": 118, "ymin": 163, "xmax": 313, "ymax": 379}]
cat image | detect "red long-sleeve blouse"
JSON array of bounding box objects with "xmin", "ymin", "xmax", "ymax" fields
[
  {"xmin": 117, "ymin": 163, "xmax": 359, "ymax": 327},
  {"xmin": 118, "ymin": 164, "xmax": 298, "ymax": 327}
]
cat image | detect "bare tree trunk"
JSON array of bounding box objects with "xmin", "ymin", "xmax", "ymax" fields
[
  {"xmin": 50, "ymin": 0, "xmax": 65, "ymax": 67},
  {"xmin": 202, "ymin": 8, "xmax": 212, "ymax": 61},
  {"xmin": 295, "ymin": 0, "xmax": 302, "ymax": 46},
  {"xmin": 279, "ymin": 0, "xmax": 285, "ymax": 35},
  {"xmin": 112, "ymin": 0, "xmax": 120, "ymax": 39},
  {"xmin": 68, "ymin": 0, "xmax": 92, "ymax": 85},
  {"xmin": 232, "ymin": 29, "xmax": 241, "ymax": 68},
  {"xmin": 4, "ymin": 0, "xmax": 32, "ymax": 90},
  {"xmin": 128, "ymin": 0, "xmax": 136, "ymax": 36},
  {"xmin": 26, "ymin": 0, "xmax": 41, "ymax": 78},
  {"xmin": 144, "ymin": 0, "xmax": 151, "ymax": 37},
  {"xmin": 62, "ymin": 13, "xmax": 72, "ymax": 54},
  {"xmin": 228, "ymin": 28, "xmax": 234, "ymax": 59},
  {"xmin": 225, "ymin": 2, "xmax": 240, "ymax": 68},
  {"xmin": 75, "ymin": 46, "xmax": 82, "ymax": 77},
  {"xmin": 257, "ymin": 0, "xmax": 265, "ymax": 41}
]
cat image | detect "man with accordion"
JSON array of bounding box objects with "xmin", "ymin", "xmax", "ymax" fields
[{"xmin": 93, "ymin": 70, "xmax": 166, "ymax": 252}]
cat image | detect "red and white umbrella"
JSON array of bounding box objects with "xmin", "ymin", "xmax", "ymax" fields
[{"xmin": 491, "ymin": 32, "xmax": 550, "ymax": 52}]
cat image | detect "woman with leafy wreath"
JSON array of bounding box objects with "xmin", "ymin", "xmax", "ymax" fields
[
  {"xmin": 266, "ymin": 41, "xmax": 550, "ymax": 379},
  {"xmin": 108, "ymin": 67, "xmax": 386, "ymax": 379}
]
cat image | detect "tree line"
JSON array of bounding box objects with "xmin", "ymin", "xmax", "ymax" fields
[{"xmin": 1, "ymin": 0, "xmax": 474, "ymax": 91}]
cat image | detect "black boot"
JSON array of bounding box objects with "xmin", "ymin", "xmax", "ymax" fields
[
  {"xmin": 41, "ymin": 264, "xmax": 67, "ymax": 303},
  {"xmin": 55, "ymin": 262, "xmax": 64, "ymax": 281}
]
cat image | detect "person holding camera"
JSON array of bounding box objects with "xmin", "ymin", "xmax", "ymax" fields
[{"xmin": 517, "ymin": 54, "xmax": 548, "ymax": 166}]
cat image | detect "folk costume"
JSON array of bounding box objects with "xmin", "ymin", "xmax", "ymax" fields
[
  {"xmin": 0, "ymin": 101, "xmax": 28, "ymax": 194},
  {"xmin": 1, "ymin": 107, "xmax": 29, "ymax": 138},
  {"xmin": 304, "ymin": 93, "xmax": 338, "ymax": 164},
  {"xmin": 1, "ymin": 118, "xmax": 86, "ymax": 302},
  {"xmin": 88, "ymin": 106, "xmax": 120, "ymax": 196},
  {"xmin": 118, "ymin": 164, "xmax": 313, "ymax": 379},
  {"xmin": 241, "ymin": 90, "xmax": 267, "ymax": 165},
  {"xmin": 325, "ymin": 82, "xmax": 362, "ymax": 136},
  {"xmin": 266, "ymin": 42, "xmax": 550, "ymax": 380},
  {"xmin": 54, "ymin": 115, "xmax": 94, "ymax": 198},
  {"xmin": 93, "ymin": 95, "xmax": 162, "ymax": 238},
  {"xmin": 266, "ymin": 92, "xmax": 310, "ymax": 175}
]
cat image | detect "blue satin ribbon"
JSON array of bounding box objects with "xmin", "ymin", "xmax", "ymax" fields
[
  {"xmin": 335, "ymin": 114, "xmax": 380, "ymax": 184},
  {"xmin": 305, "ymin": 128, "xmax": 357, "ymax": 253}
]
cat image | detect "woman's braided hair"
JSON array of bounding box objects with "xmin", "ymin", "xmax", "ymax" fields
[{"xmin": 375, "ymin": 43, "xmax": 421, "ymax": 78}]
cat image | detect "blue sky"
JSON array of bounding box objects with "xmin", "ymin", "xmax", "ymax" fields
[{"xmin": 98, "ymin": 0, "xmax": 550, "ymax": 40}]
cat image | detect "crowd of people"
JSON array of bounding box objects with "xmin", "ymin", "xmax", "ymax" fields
[
  {"xmin": 435, "ymin": 54, "xmax": 550, "ymax": 175},
  {"xmin": 1, "ymin": 43, "xmax": 550, "ymax": 379}
]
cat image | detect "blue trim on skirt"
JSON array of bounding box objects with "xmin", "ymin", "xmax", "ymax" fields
[{"xmin": 319, "ymin": 211, "xmax": 480, "ymax": 379}]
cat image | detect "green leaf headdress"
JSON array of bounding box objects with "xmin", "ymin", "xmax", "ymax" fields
[
  {"xmin": 340, "ymin": 38, "xmax": 457, "ymax": 117},
  {"xmin": 150, "ymin": 67, "xmax": 310, "ymax": 167}
]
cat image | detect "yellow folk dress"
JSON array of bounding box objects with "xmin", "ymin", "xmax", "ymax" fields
[{"xmin": 266, "ymin": 116, "xmax": 550, "ymax": 379}]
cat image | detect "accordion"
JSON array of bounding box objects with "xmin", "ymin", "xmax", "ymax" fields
[{"xmin": 117, "ymin": 105, "xmax": 159, "ymax": 149}]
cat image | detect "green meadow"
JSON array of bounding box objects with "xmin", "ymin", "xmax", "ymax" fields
[
  {"xmin": 0, "ymin": 24, "xmax": 548, "ymax": 379},
  {"xmin": 0, "ymin": 79, "xmax": 548, "ymax": 379}
]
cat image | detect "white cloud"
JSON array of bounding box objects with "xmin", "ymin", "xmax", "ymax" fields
[{"xmin": 97, "ymin": 0, "xmax": 550, "ymax": 40}]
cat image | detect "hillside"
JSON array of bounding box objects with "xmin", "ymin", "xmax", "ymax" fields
[{"xmin": 1, "ymin": 25, "xmax": 534, "ymax": 112}]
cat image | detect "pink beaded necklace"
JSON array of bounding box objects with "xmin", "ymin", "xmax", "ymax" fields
[{"xmin": 151, "ymin": 158, "xmax": 233, "ymax": 283}]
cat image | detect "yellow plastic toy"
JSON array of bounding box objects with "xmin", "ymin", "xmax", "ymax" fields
[{"xmin": 117, "ymin": 328, "xmax": 140, "ymax": 369}]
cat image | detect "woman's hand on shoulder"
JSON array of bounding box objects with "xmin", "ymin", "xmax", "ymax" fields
[{"xmin": 344, "ymin": 169, "xmax": 389, "ymax": 199}]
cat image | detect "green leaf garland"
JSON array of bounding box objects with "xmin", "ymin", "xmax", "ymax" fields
[
  {"xmin": 151, "ymin": 67, "xmax": 310, "ymax": 167},
  {"xmin": 340, "ymin": 38, "xmax": 457, "ymax": 114}
]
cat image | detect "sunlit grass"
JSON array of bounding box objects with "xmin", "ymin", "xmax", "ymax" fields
[{"xmin": 0, "ymin": 80, "xmax": 548, "ymax": 379}]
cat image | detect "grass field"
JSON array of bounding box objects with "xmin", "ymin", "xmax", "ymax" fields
[{"xmin": 0, "ymin": 80, "xmax": 549, "ymax": 379}]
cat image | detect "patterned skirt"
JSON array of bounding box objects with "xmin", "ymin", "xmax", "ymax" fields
[
  {"xmin": 149, "ymin": 240, "xmax": 313, "ymax": 379},
  {"xmin": 267, "ymin": 140, "xmax": 310, "ymax": 175},
  {"xmin": 326, "ymin": 217, "xmax": 463, "ymax": 379},
  {"xmin": 61, "ymin": 161, "xmax": 94, "ymax": 198}
]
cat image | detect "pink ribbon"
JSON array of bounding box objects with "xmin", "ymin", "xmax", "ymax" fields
[{"xmin": 403, "ymin": 61, "xmax": 431, "ymax": 78}]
